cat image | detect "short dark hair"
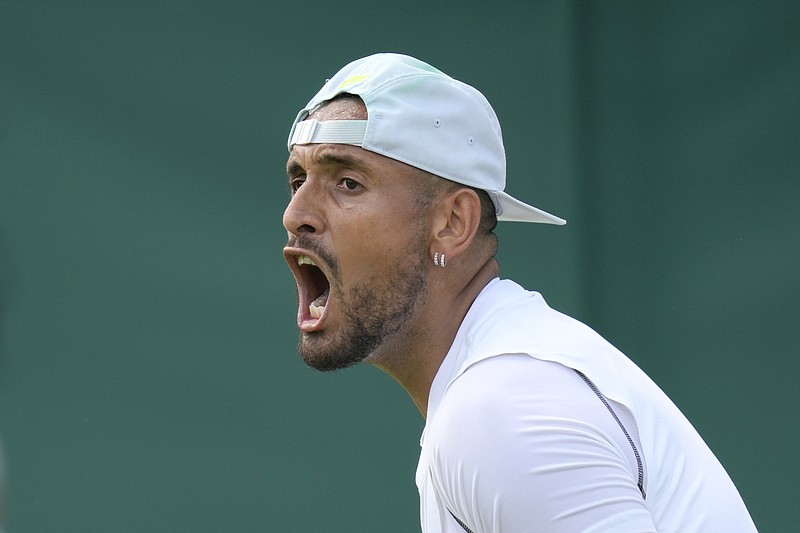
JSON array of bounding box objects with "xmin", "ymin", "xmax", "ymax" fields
[
  {"xmin": 412, "ymin": 168, "xmax": 497, "ymax": 236},
  {"xmin": 473, "ymin": 187, "xmax": 498, "ymax": 235}
]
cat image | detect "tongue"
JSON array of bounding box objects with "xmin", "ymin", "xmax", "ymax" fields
[{"xmin": 309, "ymin": 288, "xmax": 329, "ymax": 319}]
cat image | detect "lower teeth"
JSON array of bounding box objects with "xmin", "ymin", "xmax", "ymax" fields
[
  {"xmin": 309, "ymin": 303, "xmax": 324, "ymax": 319},
  {"xmin": 309, "ymin": 289, "xmax": 329, "ymax": 319}
]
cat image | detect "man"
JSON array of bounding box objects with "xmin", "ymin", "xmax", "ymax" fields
[{"xmin": 282, "ymin": 53, "xmax": 757, "ymax": 532}]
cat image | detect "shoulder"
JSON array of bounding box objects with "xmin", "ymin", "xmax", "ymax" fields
[
  {"xmin": 425, "ymin": 354, "xmax": 654, "ymax": 532},
  {"xmin": 425, "ymin": 354, "xmax": 628, "ymax": 500},
  {"xmin": 430, "ymin": 354, "xmax": 621, "ymax": 458}
]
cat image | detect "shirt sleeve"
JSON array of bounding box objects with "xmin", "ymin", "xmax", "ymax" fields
[{"xmin": 426, "ymin": 354, "xmax": 657, "ymax": 533}]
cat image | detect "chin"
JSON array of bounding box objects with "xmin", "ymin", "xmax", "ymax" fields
[{"xmin": 298, "ymin": 334, "xmax": 375, "ymax": 372}]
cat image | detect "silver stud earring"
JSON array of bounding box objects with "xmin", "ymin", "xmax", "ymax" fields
[
  {"xmin": 433, "ymin": 251, "xmax": 440, "ymax": 267},
  {"xmin": 440, "ymin": 253, "xmax": 446, "ymax": 267}
]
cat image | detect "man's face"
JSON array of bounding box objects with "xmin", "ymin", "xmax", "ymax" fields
[{"xmin": 282, "ymin": 99, "xmax": 430, "ymax": 371}]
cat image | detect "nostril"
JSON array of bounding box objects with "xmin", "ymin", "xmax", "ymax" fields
[{"xmin": 298, "ymin": 224, "xmax": 316, "ymax": 234}]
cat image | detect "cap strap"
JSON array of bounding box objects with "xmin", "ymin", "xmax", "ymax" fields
[{"xmin": 289, "ymin": 119, "xmax": 367, "ymax": 147}]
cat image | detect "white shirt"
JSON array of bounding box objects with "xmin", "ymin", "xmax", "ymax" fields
[{"xmin": 416, "ymin": 279, "xmax": 757, "ymax": 532}]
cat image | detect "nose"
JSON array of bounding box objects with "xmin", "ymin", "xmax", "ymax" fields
[{"xmin": 283, "ymin": 183, "xmax": 324, "ymax": 237}]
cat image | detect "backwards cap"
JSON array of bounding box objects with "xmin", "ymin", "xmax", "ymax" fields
[{"xmin": 288, "ymin": 53, "xmax": 565, "ymax": 225}]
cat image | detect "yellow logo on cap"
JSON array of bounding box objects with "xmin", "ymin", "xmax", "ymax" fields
[{"xmin": 338, "ymin": 74, "xmax": 368, "ymax": 90}]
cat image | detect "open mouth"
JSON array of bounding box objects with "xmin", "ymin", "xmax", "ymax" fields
[
  {"xmin": 286, "ymin": 250, "xmax": 332, "ymax": 329},
  {"xmin": 298, "ymin": 255, "xmax": 330, "ymax": 319}
]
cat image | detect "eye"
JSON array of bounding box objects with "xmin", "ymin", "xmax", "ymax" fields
[
  {"xmin": 289, "ymin": 176, "xmax": 306, "ymax": 194},
  {"xmin": 339, "ymin": 177, "xmax": 362, "ymax": 191}
]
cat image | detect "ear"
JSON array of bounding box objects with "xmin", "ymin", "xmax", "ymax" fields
[{"xmin": 430, "ymin": 188, "xmax": 482, "ymax": 261}]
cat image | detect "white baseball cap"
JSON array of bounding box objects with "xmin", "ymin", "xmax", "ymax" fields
[{"xmin": 288, "ymin": 53, "xmax": 566, "ymax": 225}]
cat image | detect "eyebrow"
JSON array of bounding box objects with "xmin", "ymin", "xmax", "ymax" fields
[{"xmin": 286, "ymin": 149, "xmax": 372, "ymax": 178}]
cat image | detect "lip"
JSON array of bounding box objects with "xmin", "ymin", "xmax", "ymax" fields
[{"xmin": 283, "ymin": 246, "xmax": 332, "ymax": 332}]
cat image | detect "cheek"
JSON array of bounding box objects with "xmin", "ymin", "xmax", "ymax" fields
[{"xmin": 337, "ymin": 213, "xmax": 420, "ymax": 278}]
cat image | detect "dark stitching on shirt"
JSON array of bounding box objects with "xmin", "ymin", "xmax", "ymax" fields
[
  {"xmin": 448, "ymin": 508, "xmax": 475, "ymax": 533},
  {"xmin": 574, "ymin": 369, "xmax": 647, "ymax": 499}
]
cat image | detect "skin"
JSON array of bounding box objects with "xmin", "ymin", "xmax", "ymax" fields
[{"xmin": 283, "ymin": 98, "xmax": 499, "ymax": 416}]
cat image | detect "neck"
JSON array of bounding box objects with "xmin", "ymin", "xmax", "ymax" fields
[{"xmin": 367, "ymin": 257, "xmax": 500, "ymax": 418}]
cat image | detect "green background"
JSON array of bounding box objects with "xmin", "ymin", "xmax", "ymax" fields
[{"xmin": 1, "ymin": 1, "xmax": 797, "ymax": 531}]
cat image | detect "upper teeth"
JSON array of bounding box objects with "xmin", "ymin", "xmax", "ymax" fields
[{"xmin": 298, "ymin": 255, "xmax": 317, "ymax": 266}]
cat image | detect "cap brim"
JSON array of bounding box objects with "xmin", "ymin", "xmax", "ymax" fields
[{"xmin": 493, "ymin": 191, "xmax": 566, "ymax": 225}]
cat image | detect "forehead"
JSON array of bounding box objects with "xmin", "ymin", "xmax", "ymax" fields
[
  {"xmin": 308, "ymin": 96, "xmax": 367, "ymax": 122},
  {"xmin": 286, "ymin": 143, "xmax": 375, "ymax": 177}
]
